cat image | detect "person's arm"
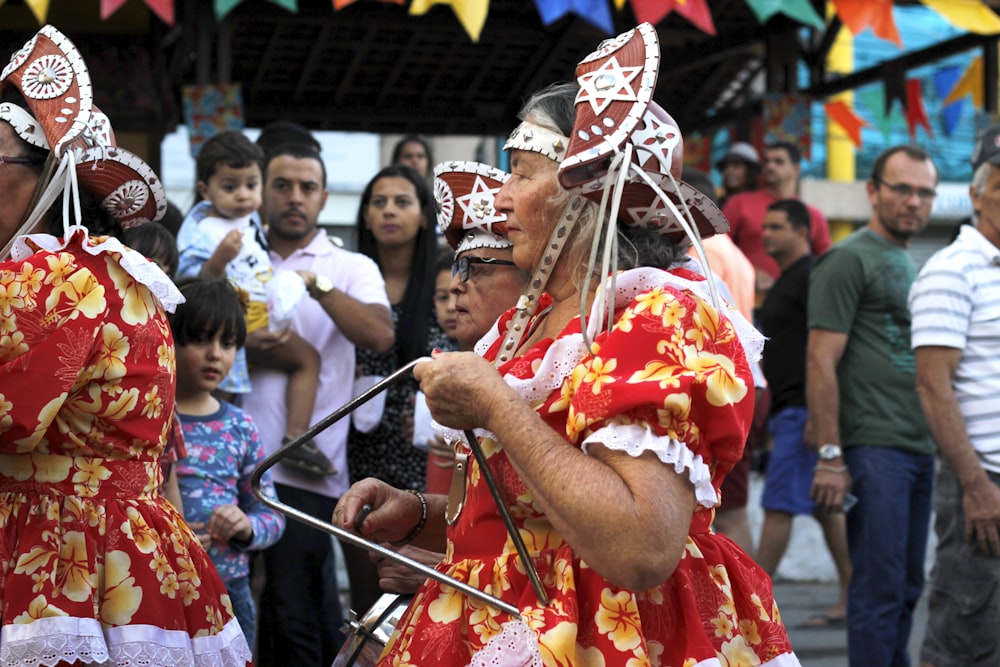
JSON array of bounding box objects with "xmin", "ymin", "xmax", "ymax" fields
[
  {"xmin": 809, "ymin": 208, "xmax": 832, "ymax": 256},
  {"xmin": 414, "ymin": 352, "xmax": 695, "ymax": 592},
  {"xmin": 301, "ymin": 270, "xmax": 394, "ymax": 354},
  {"xmin": 199, "ymin": 228, "xmax": 242, "ymax": 280},
  {"xmin": 806, "ymin": 327, "xmax": 852, "ymax": 511},
  {"xmin": 232, "ymin": 416, "xmax": 286, "ymax": 551},
  {"xmin": 916, "ymin": 346, "xmax": 1000, "ymax": 556}
]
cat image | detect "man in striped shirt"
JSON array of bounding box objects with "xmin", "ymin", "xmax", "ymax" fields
[{"xmin": 910, "ymin": 125, "xmax": 1000, "ymax": 667}]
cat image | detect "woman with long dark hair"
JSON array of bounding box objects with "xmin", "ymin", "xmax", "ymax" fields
[{"xmin": 343, "ymin": 164, "xmax": 453, "ymax": 613}]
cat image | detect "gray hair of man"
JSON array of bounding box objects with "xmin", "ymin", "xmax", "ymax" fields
[
  {"xmin": 514, "ymin": 83, "xmax": 689, "ymax": 291},
  {"xmin": 972, "ymin": 160, "xmax": 994, "ymax": 197}
]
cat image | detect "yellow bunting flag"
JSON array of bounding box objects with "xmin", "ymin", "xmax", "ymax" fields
[
  {"xmin": 921, "ymin": 0, "xmax": 1000, "ymax": 35},
  {"xmin": 944, "ymin": 55, "xmax": 984, "ymax": 107},
  {"xmin": 409, "ymin": 0, "xmax": 489, "ymax": 42}
]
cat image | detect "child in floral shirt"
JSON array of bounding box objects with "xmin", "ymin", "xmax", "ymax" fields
[{"xmin": 170, "ymin": 279, "xmax": 285, "ymax": 649}]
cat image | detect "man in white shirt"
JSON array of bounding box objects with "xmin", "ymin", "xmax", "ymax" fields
[
  {"xmin": 243, "ymin": 142, "xmax": 394, "ymax": 666},
  {"xmin": 911, "ymin": 126, "xmax": 1000, "ymax": 667}
]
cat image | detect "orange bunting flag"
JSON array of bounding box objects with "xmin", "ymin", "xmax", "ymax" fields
[
  {"xmin": 410, "ymin": 0, "xmax": 489, "ymax": 42},
  {"xmin": 101, "ymin": 0, "xmax": 174, "ymax": 23},
  {"xmin": 905, "ymin": 78, "xmax": 933, "ymax": 141},
  {"xmin": 631, "ymin": 0, "xmax": 716, "ymax": 35},
  {"xmin": 831, "ymin": 0, "xmax": 901, "ymax": 47},
  {"xmin": 824, "ymin": 99, "xmax": 870, "ymax": 148},
  {"xmin": 944, "ymin": 55, "xmax": 984, "ymax": 107},
  {"xmin": 921, "ymin": 0, "xmax": 1000, "ymax": 35}
]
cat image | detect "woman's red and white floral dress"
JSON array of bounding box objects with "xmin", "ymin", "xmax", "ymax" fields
[
  {"xmin": 379, "ymin": 267, "xmax": 799, "ymax": 667},
  {"xmin": 0, "ymin": 230, "xmax": 252, "ymax": 666}
]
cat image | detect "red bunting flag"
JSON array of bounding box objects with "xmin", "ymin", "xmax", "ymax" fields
[
  {"xmin": 334, "ymin": 0, "xmax": 402, "ymax": 9},
  {"xmin": 630, "ymin": 0, "xmax": 716, "ymax": 35},
  {"xmin": 904, "ymin": 78, "xmax": 933, "ymax": 141},
  {"xmin": 830, "ymin": 0, "xmax": 901, "ymax": 47},
  {"xmin": 101, "ymin": 0, "xmax": 175, "ymax": 24},
  {"xmin": 824, "ymin": 99, "xmax": 870, "ymax": 148}
]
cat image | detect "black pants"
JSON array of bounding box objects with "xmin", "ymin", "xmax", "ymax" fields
[{"xmin": 257, "ymin": 484, "xmax": 344, "ymax": 667}]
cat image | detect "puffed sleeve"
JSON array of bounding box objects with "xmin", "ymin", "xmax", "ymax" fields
[
  {"xmin": 0, "ymin": 251, "xmax": 106, "ymax": 452},
  {"xmin": 566, "ymin": 284, "xmax": 755, "ymax": 507}
]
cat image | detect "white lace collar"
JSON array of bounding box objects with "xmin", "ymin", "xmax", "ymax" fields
[{"xmin": 11, "ymin": 225, "xmax": 184, "ymax": 312}]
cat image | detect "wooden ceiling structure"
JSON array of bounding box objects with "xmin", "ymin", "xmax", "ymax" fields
[{"xmin": 0, "ymin": 0, "xmax": 998, "ymax": 143}]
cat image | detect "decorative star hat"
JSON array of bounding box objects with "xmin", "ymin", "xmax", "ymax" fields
[
  {"xmin": 557, "ymin": 22, "xmax": 727, "ymax": 243},
  {"xmin": 434, "ymin": 160, "xmax": 511, "ymax": 254},
  {"xmin": 0, "ymin": 25, "xmax": 167, "ymax": 231}
]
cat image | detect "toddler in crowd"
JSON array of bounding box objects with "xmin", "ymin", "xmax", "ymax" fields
[
  {"xmin": 168, "ymin": 278, "xmax": 286, "ymax": 649},
  {"xmin": 176, "ymin": 130, "xmax": 332, "ymax": 474}
]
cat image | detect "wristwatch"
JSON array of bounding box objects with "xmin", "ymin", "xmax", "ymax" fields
[
  {"xmin": 818, "ymin": 444, "xmax": 843, "ymax": 461},
  {"xmin": 312, "ymin": 274, "xmax": 333, "ymax": 299}
]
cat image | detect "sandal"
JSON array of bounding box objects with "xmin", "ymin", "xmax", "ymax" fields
[{"xmin": 280, "ymin": 436, "xmax": 337, "ymax": 476}]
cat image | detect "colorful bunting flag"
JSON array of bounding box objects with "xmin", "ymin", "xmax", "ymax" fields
[
  {"xmin": 904, "ymin": 78, "xmax": 933, "ymax": 141},
  {"xmin": 410, "ymin": 0, "xmax": 490, "ymax": 41},
  {"xmin": 101, "ymin": 0, "xmax": 175, "ymax": 25},
  {"xmin": 824, "ymin": 99, "xmax": 870, "ymax": 148},
  {"xmin": 215, "ymin": 0, "xmax": 297, "ymax": 21},
  {"xmin": 933, "ymin": 65, "xmax": 964, "ymax": 137},
  {"xmin": 830, "ymin": 0, "xmax": 900, "ymax": 47},
  {"xmin": 921, "ymin": 0, "xmax": 1000, "ymax": 35},
  {"xmin": 0, "ymin": 0, "xmax": 52, "ymax": 24},
  {"xmin": 858, "ymin": 86, "xmax": 895, "ymax": 141},
  {"xmin": 630, "ymin": 0, "xmax": 715, "ymax": 35},
  {"xmin": 335, "ymin": 0, "xmax": 402, "ymax": 9},
  {"xmin": 883, "ymin": 61, "xmax": 907, "ymax": 115},
  {"xmin": 744, "ymin": 0, "xmax": 824, "ymax": 31},
  {"xmin": 944, "ymin": 55, "xmax": 984, "ymax": 107},
  {"xmin": 532, "ymin": 0, "xmax": 613, "ymax": 34}
]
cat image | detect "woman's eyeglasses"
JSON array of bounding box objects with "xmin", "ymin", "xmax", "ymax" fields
[
  {"xmin": 876, "ymin": 179, "xmax": 937, "ymax": 203},
  {"xmin": 451, "ymin": 256, "xmax": 517, "ymax": 283}
]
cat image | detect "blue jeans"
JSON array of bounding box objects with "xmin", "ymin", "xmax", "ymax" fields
[
  {"xmin": 227, "ymin": 575, "xmax": 256, "ymax": 651},
  {"xmin": 257, "ymin": 484, "xmax": 344, "ymax": 667},
  {"xmin": 845, "ymin": 446, "xmax": 933, "ymax": 667}
]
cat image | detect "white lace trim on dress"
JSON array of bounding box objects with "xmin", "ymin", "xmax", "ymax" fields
[
  {"xmin": 691, "ymin": 650, "xmax": 802, "ymax": 667},
  {"xmin": 0, "ymin": 616, "xmax": 251, "ymax": 667},
  {"xmin": 467, "ymin": 618, "xmax": 543, "ymax": 667},
  {"xmin": 583, "ymin": 423, "xmax": 718, "ymax": 508},
  {"xmin": 11, "ymin": 226, "xmax": 184, "ymax": 313}
]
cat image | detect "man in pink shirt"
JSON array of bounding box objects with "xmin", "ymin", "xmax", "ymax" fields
[{"xmin": 722, "ymin": 141, "xmax": 831, "ymax": 297}]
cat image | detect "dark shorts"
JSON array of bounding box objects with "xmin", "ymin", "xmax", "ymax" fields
[
  {"xmin": 760, "ymin": 406, "xmax": 817, "ymax": 515},
  {"xmin": 921, "ymin": 461, "xmax": 1000, "ymax": 667}
]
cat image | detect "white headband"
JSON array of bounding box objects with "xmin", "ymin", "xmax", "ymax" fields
[{"xmin": 503, "ymin": 121, "xmax": 568, "ymax": 162}]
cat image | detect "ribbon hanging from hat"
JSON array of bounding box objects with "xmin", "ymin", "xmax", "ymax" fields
[
  {"xmin": 532, "ymin": 0, "xmax": 613, "ymax": 35},
  {"xmin": 410, "ymin": 0, "xmax": 489, "ymax": 42},
  {"xmin": 921, "ymin": 0, "xmax": 1000, "ymax": 35},
  {"xmin": 830, "ymin": 0, "xmax": 901, "ymax": 47},
  {"xmin": 944, "ymin": 55, "xmax": 984, "ymax": 107},
  {"xmin": 824, "ymin": 99, "xmax": 869, "ymax": 148},
  {"xmin": 743, "ymin": 0, "xmax": 825, "ymax": 31},
  {"xmin": 904, "ymin": 77, "xmax": 933, "ymax": 141},
  {"xmin": 629, "ymin": 0, "xmax": 716, "ymax": 35},
  {"xmin": 101, "ymin": 0, "xmax": 175, "ymax": 25}
]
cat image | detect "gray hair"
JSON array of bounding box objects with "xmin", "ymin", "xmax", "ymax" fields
[{"xmin": 972, "ymin": 161, "xmax": 993, "ymax": 196}]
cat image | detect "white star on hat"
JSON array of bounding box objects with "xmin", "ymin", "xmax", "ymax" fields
[
  {"xmin": 575, "ymin": 56, "xmax": 643, "ymax": 116},
  {"xmin": 456, "ymin": 174, "xmax": 504, "ymax": 233}
]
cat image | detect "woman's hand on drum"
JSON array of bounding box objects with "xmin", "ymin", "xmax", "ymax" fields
[
  {"xmin": 413, "ymin": 351, "xmax": 514, "ymax": 431},
  {"xmin": 334, "ymin": 478, "xmax": 423, "ymax": 544}
]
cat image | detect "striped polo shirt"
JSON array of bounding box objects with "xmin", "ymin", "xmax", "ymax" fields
[{"xmin": 910, "ymin": 224, "xmax": 1000, "ymax": 472}]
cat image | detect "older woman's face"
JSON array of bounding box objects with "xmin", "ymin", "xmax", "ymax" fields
[
  {"xmin": 495, "ymin": 149, "xmax": 565, "ymax": 272},
  {"xmin": 0, "ymin": 120, "xmax": 42, "ymax": 250}
]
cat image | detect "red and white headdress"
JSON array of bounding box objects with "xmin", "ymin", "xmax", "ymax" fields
[
  {"xmin": 0, "ymin": 25, "xmax": 168, "ymax": 246},
  {"xmin": 434, "ymin": 160, "xmax": 511, "ymax": 254}
]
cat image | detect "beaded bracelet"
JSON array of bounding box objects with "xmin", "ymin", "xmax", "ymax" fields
[
  {"xmin": 815, "ymin": 464, "xmax": 848, "ymax": 474},
  {"xmin": 390, "ymin": 489, "xmax": 427, "ymax": 546}
]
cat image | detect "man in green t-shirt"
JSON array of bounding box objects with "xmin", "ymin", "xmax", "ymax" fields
[{"xmin": 806, "ymin": 145, "xmax": 937, "ymax": 667}]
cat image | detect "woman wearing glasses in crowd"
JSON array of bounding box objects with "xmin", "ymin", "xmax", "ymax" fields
[
  {"xmin": 0, "ymin": 26, "xmax": 251, "ymax": 666},
  {"xmin": 334, "ymin": 25, "xmax": 798, "ymax": 666}
]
